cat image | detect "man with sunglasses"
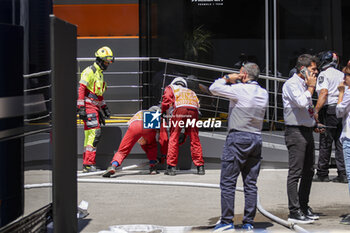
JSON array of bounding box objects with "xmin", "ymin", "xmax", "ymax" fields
[{"xmin": 77, "ymin": 46, "xmax": 114, "ymax": 173}]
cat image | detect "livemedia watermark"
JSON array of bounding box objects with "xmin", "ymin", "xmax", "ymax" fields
[{"xmin": 143, "ymin": 110, "xmax": 222, "ymax": 129}]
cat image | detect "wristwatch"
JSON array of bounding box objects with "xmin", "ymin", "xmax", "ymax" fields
[{"xmin": 224, "ymin": 75, "xmax": 230, "ymax": 82}]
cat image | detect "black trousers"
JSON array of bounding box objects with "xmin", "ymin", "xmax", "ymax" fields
[
  {"xmin": 285, "ymin": 126, "xmax": 315, "ymax": 213},
  {"xmin": 317, "ymin": 105, "xmax": 345, "ymax": 177}
]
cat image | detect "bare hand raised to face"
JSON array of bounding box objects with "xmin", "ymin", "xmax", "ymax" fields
[{"xmin": 304, "ymin": 71, "xmax": 317, "ymax": 87}]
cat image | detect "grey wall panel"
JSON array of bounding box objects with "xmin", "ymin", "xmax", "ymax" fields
[
  {"xmin": 50, "ymin": 16, "xmax": 77, "ymax": 233},
  {"xmin": 105, "ymin": 75, "xmax": 139, "ymax": 85},
  {"xmin": 24, "ymin": 134, "xmax": 51, "ymax": 162},
  {"xmin": 108, "ymin": 102, "xmax": 141, "ymax": 114},
  {"xmin": 78, "ymin": 60, "xmax": 139, "ymax": 72},
  {"xmin": 77, "ymin": 38, "xmax": 139, "ymax": 62},
  {"xmin": 104, "ymin": 88, "xmax": 139, "ymax": 99}
]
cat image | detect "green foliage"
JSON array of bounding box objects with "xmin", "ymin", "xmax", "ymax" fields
[{"xmin": 184, "ymin": 25, "xmax": 212, "ymax": 61}]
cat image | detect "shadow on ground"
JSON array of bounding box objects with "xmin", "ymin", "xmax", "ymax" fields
[{"xmin": 78, "ymin": 218, "xmax": 91, "ymax": 232}]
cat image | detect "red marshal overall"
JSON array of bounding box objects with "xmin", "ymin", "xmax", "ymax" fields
[{"xmin": 161, "ymin": 84, "xmax": 204, "ymax": 167}]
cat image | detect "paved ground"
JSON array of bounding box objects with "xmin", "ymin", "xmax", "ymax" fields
[{"xmin": 24, "ymin": 163, "xmax": 350, "ymax": 233}]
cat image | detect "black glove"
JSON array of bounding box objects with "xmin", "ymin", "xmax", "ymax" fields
[
  {"xmin": 161, "ymin": 111, "xmax": 167, "ymax": 119},
  {"xmin": 102, "ymin": 106, "xmax": 111, "ymax": 118},
  {"xmin": 198, "ymin": 110, "xmax": 202, "ymax": 119},
  {"xmin": 179, "ymin": 127, "xmax": 186, "ymax": 145},
  {"xmin": 157, "ymin": 154, "xmax": 166, "ymax": 164},
  {"xmin": 77, "ymin": 106, "xmax": 87, "ymax": 121},
  {"xmin": 179, "ymin": 132, "xmax": 186, "ymax": 144},
  {"xmin": 98, "ymin": 110, "xmax": 106, "ymax": 126}
]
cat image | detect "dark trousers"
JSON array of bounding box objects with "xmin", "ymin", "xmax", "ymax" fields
[
  {"xmin": 285, "ymin": 126, "xmax": 315, "ymax": 213},
  {"xmin": 317, "ymin": 106, "xmax": 345, "ymax": 177},
  {"xmin": 220, "ymin": 130, "xmax": 262, "ymax": 224}
]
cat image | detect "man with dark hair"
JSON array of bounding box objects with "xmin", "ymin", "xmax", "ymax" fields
[
  {"xmin": 283, "ymin": 54, "xmax": 320, "ymax": 224},
  {"xmin": 210, "ymin": 62, "xmax": 268, "ymax": 231}
]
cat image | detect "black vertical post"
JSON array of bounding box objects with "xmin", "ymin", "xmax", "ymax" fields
[
  {"xmin": 50, "ymin": 16, "xmax": 77, "ymax": 233},
  {"xmin": 0, "ymin": 23, "xmax": 24, "ymax": 228}
]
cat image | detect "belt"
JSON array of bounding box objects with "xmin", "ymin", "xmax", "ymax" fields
[
  {"xmin": 229, "ymin": 129, "xmax": 242, "ymax": 133},
  {"xmin": 88, "ymin": 92, "xmax": 99, "ymax": 100},
  {"xmin": 323, "ymin": 103, "xmax": 336, "ymax": 108},
  {"xmin": 285, "ymin": 125, "xmax": 313, "ymax": 131}
]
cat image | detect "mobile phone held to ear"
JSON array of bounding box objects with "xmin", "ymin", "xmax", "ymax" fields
[{"xmin": 300, "ymin": 67, "xmax": 310, "ymax": 78}]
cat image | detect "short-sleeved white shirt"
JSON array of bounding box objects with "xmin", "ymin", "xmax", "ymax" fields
[{"xmin": 316, "ymin": 67, "xmax": 345, "ymax": 105}]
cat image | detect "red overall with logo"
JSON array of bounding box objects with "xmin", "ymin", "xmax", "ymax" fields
[
  {"xmin": 161, "ymin": 85, "xmax": 204, "ymax": 167},
  {"xmin": 112, "ymin": 111, "xmax": 168, "ymax": 165}
]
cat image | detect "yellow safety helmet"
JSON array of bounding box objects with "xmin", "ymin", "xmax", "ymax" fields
[{"xmin": 95, "ymin": 46, "xmax": 114, "ymax": 63}]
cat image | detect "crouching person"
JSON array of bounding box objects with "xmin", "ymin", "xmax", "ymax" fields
[{"xmin": 102, "ymin": 106, "xmax": 168, "ymax": 177}]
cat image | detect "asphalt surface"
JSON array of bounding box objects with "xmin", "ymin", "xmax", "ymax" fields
[{"xmin": 24, "ymin": 162, "xmax": 350, "ymax": 233}]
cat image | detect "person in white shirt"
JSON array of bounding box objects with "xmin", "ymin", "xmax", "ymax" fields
[
  {"xmin": 314, "ymin": 51, "xmax": 346, "ymax": 183},
  {"xmin": 336, "ymin": 64, "xmax": 350, "ymax": 224},
  {"xmin": 209, "ymin": 63, "xmax": 268, "ymax": 231},
  {"xmin": 282, "ymin": 54, "xmax": 320, "ymax": 224}
]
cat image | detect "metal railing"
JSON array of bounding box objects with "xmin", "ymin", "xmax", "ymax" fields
[
  {"xmin": 158, "ymin": 58, "xmax": 289, "ymax": 133},
  {"xmin": 75, "ymin": 57, "xmax": 316, "ymax": 132},
  {"xmin": 23, "ymin": 69, "xmax": 52, "ymax": 124},
  {"xmin": 0, "ymin": 70, "xmax": 52, "ymax": 142},
  {"xmin": 23, "ymin": 70, "xmax": 51, "ymax": 79}
]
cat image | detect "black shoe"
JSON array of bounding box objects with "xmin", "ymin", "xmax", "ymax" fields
[
  {"xmin": 332, "ymin": 176, "xmax": 348, "ymax": 183},
  {"xmin": 301, "ymin": 207, "xmax": 319, "ymax": 220},
  {"xmin": 102, "ymin": 166, "xmax": 117, "ymax": 177},
  {"xmin": 149, "ymin": 165, "xmax": 159, "ymax": 175},
  {"xmin": 313, "ymin": 175, "xmax": 330, "ymax": 182},
  {"xmin": 340, "ymin": 214, "xmax": 350, "ymax": 225},
  {"xmin": 288, "ymin": 210, "xmax": 314, "ymax": 224},
  {"xmin": 164, "ymin": 166, "xmax": 176, "ymax": 176},
  {"xmin": 197, "ymin": 165, "xmax": 205, "ymax": 175},
  {"xmin": 83, "ymin": 164, "xmax": 98, "ymax": 173}
]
